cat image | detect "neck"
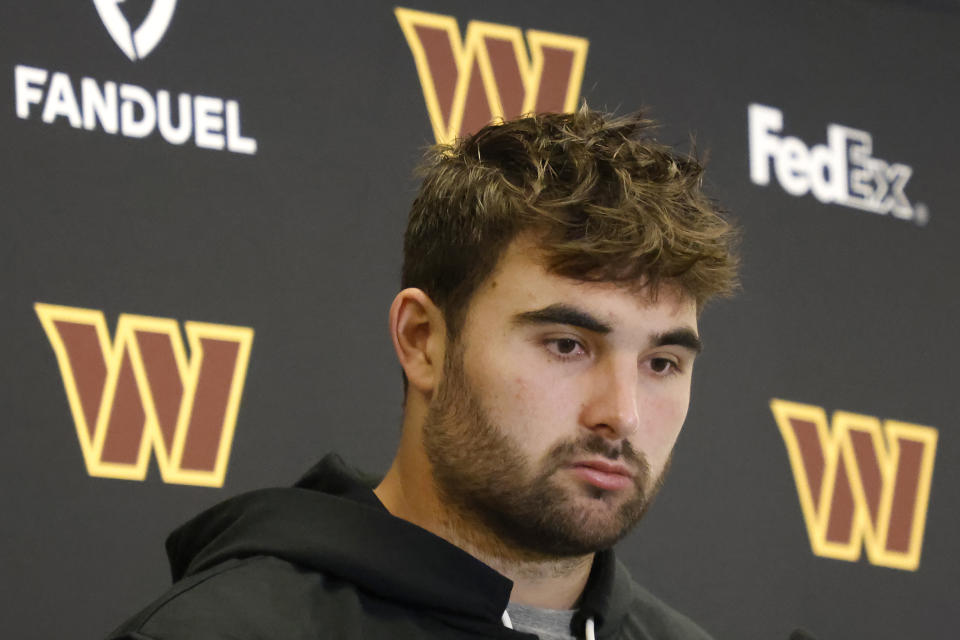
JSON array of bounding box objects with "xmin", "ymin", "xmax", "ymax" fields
[{"xmin": 375, "ymin": 411, "xmax": 593, "ymax": 610}]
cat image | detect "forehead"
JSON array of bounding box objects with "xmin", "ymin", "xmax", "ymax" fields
[{"xmin": 467, "ymin": 239, "xmax": 697, "ymax": 331}]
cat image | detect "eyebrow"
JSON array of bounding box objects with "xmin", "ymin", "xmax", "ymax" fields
[
  {"xmin": 512, "ymin": 304, "xmax": 613, "ymax": 334},
  {"xmin": 512, "ymin": 303, "xmax": 703, "ymax": 354},
  {"xmin": 654, "ymin": 328, "xmax": 703, "ymax": 354}
]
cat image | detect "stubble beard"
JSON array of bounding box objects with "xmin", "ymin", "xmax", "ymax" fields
[{"xmin": 422, "ymin": 340, "xmax": 666, "ymax": 560}]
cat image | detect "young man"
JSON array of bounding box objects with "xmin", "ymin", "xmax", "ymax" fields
[{"xmin": 109, "ymin": 109, "xmax": 739, "ymax": 640}]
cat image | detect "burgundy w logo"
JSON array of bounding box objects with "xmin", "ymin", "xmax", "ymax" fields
[
  {"xmin": 36, "ymin": 303, "xmax": 253, "ymax": 487},
  {"xmin": 396, "ymin": 7, "xmax": 589, "ymax": 144},
  {"xmin": 770, "ymin": 399, "xmax": 937, "ymax": 570}
]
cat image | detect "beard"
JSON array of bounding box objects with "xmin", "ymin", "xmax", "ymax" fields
[{"xmin": 422, "ymin": 340, "xmax": 668, "ymax": 559}]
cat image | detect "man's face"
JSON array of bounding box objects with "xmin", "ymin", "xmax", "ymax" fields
[{"xmin": 422, "ymin": 239, "xmax": 701, "ymax": 558}]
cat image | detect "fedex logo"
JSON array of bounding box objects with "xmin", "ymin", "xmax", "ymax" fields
[{"xmin": 748, "ymin": 104, "xmax": 927, "ymax": 225}]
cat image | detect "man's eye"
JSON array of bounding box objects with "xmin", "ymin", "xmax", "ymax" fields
[
  {"xmin": 546, "ymin": 338, "xmax": 585, "ymax": 358},
  {"xmin": 650, "ymin": 357, "xmax": 679, "ymax": 375}
]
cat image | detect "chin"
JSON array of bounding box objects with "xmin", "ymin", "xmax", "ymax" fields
[{"xmin": 523, "ymin": 490, "xmax": 645, "ymax": 555}]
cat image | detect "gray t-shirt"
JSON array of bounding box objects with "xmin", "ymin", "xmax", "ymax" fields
[{"xmin": 506, "ymin": 602, "xmax": 577, "ymax": 640}]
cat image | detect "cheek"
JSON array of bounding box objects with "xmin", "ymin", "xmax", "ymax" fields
[
  {"xmin": 473, "ymin": 366, "xmax": 573, "ymax": 456},
  {"xmin": 635, "ymin": 386, "xmax": 691, "ymax": 472}
]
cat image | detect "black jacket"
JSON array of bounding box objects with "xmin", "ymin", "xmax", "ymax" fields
[{"xmin": 108, "ymin": 455, "xmax": 713, "ymax": 639}]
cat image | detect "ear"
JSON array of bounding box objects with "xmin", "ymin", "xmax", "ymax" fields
[{"xmin": 389, "ymin": 288, "xmax": 447, "ymax": 396}]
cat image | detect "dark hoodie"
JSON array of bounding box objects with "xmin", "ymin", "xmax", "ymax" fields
[{"xmin": 107, "ymin": 454, "xmax": 713, "ymax": 640}]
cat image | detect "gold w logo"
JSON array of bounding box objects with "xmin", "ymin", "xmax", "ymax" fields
[
  {"xmin": 770, "ymin": 398, "xmax": 937, "ymax": 570},
  {"xmin": 395, "ymin": 7, "xmax": 589, "ymax": 144},
  {"xmin": 36, "ymin": 303, "xmax": 254, "ymax": 487}
]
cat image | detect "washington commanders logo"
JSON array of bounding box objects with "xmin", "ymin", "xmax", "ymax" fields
[
  {"xmin": 36, "ymin": 303, "xmax": 253, "ymax": 487},
  {"xmin": 395, "ymin": 7, "xmax": 589, "ymax": 144},
  {"xmin": 93, "ymin": 0, "xmax": 177, "ymax": 61},
  {"xmin": 770, "ymin": 399, "xmax": 937, "ymax": 571}
]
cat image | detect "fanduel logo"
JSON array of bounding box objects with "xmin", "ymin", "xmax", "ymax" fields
[
  {"xmin": 15, "ymin": 65, "xmax": 257, "ymax": 154},
  {"xmin": 770, "ymin": 399, "xmax": 938, "ymax": 571},
  {"xmin": 749, "ymin": 104, "xmax": 927, "ymax": 225},
  {"xmin": 12, "ymin": 3, "xmax": 258, "ymax": 154},
  {"xmin": 93, "ymin": 0, "xmax": 177, "ymax": 61},
  {"xmin": 396, "ymin": 7, "xmax": 588, "ymax": 144},
  {"xmin": 36, "ymin": 303, "xmax": 254, "ymax": 487}
]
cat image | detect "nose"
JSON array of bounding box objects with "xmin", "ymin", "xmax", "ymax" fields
[{"xmin": 580, "ymin": 356, "xmax": 640, "ymax": 438}]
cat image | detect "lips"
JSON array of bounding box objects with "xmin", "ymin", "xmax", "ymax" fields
[{"xmin": 568, "ymin": 459, "xmax": 634, "ymax": 491}]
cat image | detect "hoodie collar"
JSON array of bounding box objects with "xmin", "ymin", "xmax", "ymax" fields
[{"xmin": 166, "ymin": 454, "xmax": 632, "ymax": 634}]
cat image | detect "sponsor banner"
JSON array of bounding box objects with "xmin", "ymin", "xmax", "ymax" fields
[
  {"xmin": 748, "ymin": 104, "xmax": 928, "ymax": 225},
  {"xmin": 396, "ymin": 7, "xmax": 588, "ymax": 144},
  {"xmin": 36, "ymin": 303, "xmax": 254, "ymax": 488},
  {"xmin": 770, "ymin": 398, "xmax": 937, "ymax": 571},
  {"xmin": 12, "ymin": 1, "xmax": 258, "ymax": 154}
]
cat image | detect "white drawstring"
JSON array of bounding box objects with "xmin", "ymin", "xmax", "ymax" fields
[
  {"xmin": 500, "ymin": 609, "xmax": 596, "ymax": 640},
  {"xmin": 501, "ymin": 610, "xmax": 514, "ymax": 629},
  {"xmin": 585, "ymin": 616, "xmax": 596, "ymax": 640}
]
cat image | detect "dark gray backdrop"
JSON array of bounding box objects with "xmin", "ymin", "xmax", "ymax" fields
[{"xmin": 2, "ymin": 1, "xmax": 957, "ymax": 638}]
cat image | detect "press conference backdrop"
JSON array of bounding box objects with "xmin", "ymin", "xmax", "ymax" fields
[{"xmin": 2, "ymin": 1, "xmax": 957, "ymax": 638}]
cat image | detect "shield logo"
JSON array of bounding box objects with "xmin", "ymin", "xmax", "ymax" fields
[{"xmin": 92, "ymin": 0, "xmax": 178, "ymax": 61}]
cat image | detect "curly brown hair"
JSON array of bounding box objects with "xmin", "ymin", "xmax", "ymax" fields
[{"xmin": 402, "ymin": 107, "xmax": 739, "ymax": 335}]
